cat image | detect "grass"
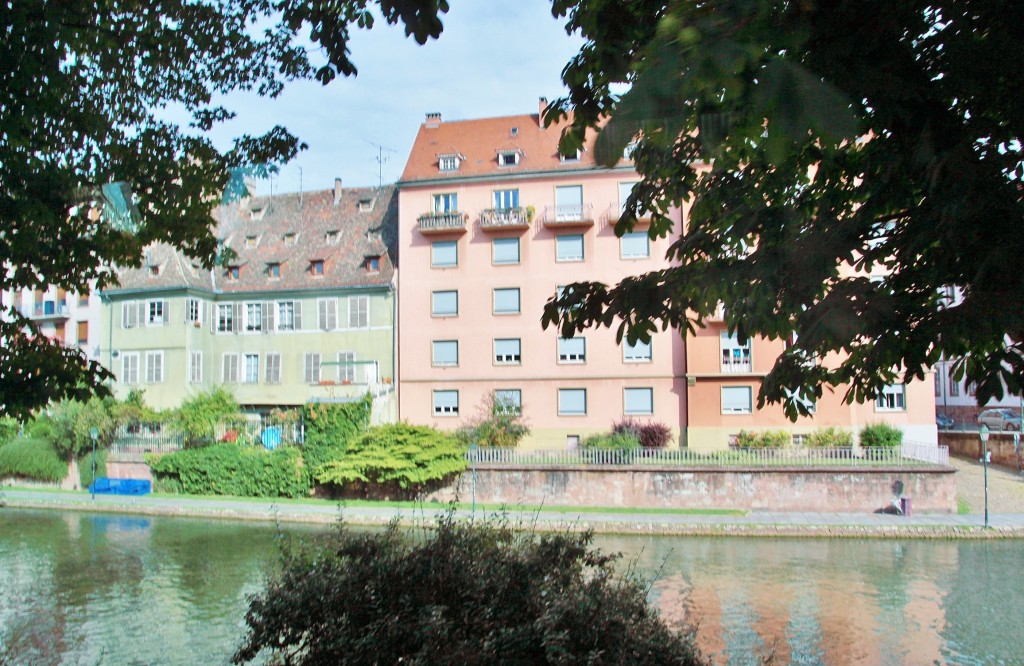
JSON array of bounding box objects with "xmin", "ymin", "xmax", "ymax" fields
[{"xmin": 957, "ymin": 496, "xmax": 972, "ymax": 515}]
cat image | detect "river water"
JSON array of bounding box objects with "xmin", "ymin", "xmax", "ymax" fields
[{"xmin": 0, "ymin": 508, "xmax": 1020, "ymax": 665}]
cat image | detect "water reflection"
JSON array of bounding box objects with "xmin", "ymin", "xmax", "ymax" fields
[{"xmin": 1, "ymin": 509, "xmax": 1021, "ymax": 665}]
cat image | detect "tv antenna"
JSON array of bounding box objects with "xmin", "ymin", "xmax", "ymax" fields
[{"xmin": 365, "ymin": 140, "xmax": 397, "ymax": 187}]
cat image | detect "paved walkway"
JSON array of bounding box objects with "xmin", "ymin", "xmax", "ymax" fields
[{"xmin": 4, "ymin": 481, "xmax": 1024, "ymax": 538}]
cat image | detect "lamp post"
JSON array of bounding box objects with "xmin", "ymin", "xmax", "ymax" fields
[
  {"xmin": 89, "ymin": 427, "xmax": 99, "ymax": 499},
  {"xmin": 470, "ymin": 441, "xmax": 477, "ymax": 521},
  {"xmin": 979, "ymin": 424, "xmax": 990, "ymax": 528}
]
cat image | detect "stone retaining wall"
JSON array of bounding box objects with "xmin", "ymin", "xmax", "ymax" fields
[
  {"xmin": 940, "ymin": 431, "xmax": 1022, "ymax": 470},
  {"xmin": 428, "ymin": 466, "xmax": 958, "ymax": 513}
]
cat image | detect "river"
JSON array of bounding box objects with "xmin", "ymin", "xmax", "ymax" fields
[{"xmin": 0, "ymin": 508, "xmax": 1020, "ymax": 665}]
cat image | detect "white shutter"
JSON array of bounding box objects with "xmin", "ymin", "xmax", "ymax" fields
[{"xmin": 293, "ymin": 301, "xmax": 303, "ymax": 330}]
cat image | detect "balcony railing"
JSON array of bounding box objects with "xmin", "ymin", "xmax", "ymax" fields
[
  {"xmin": 542, "ymin": 204, "xmax": 594, "ymax": 227},
  {"xmin": 27, "ymin": 301, "xmax": 70, "ymax": 320},
  {"xmin": 480, "ymin": 207, "xmax": 531, "ymax": 230},
  {"xmin": 417, "ymin": 211, "xmax": 467, "ymax": 234},
  {"xmin": 721, "ymin": 354, "xmax": 752, "ymax": 373}
]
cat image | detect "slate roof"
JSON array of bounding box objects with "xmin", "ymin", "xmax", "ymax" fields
[
  {"xmin": 110, "ymin": 185, "xmax": 398, "ymax": 295},
  {"xmin": 398, "ymin": 101, "xmax": 624, "ymax": 183}
]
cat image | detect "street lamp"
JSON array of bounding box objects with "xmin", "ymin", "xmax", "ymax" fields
[
  {"xmin": 89, "ymin": 427, "xmax": 99, "ymax": 499},
  {"xmin": 979, "ymin": 424, "xmax": 990, "ymax": 528}
]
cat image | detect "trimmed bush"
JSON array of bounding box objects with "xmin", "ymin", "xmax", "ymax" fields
[
  {"xmin": 314, "ymin": 423, "xmax": 465, "ymax": 493},
  {"xmin": 0, "ymin": 437, "xmax": 68, "ymax": 482},
  {"xmin": 147, "ymin": 443, "xmax": 308, "ymax": 498},
  {"xmin": 804, "ymin": 427, "xmax": 854, "ymax": 448},
  {"xmin": 613, "ymin": 418, "xmax": 673, "ymax": 448},
  {"xmin": 582, "ymin": 431, "xmax": 641, "ymax": 452},
  {"xmin": 78, "ymin": 449, "xmax": 108, "ymax": 489},
  {"xmin": 0, "ymin": 417, "xmax": 19, "ymax": 447},
  {"xmin": 860, "ymin": 422, "xmax": 903, "ymax": 448},
  {"xmin": 735, "ymin": 429, "xmax": 791, "ymax": 448}
]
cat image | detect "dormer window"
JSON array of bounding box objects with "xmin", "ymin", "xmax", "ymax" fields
[
  {"xmin": 227, "ymin": 266, "xmax": 240, "ymax": 280},
  {"xmin": 438, "ymin": 154, "xmax": 461, "ymax": 172},
  {"xmin": 245, "ymin": 235, "xmax": 259, "ymax": 248},
  {"xmin": 310, "ymin": 260, "xmax": 324, "ymax": 276},
  {"xmin": 250, "ymin": 206, "xmax": 265, "ymax": 221},
  {"xmin": 366, "ymin": 256, "xmax": 380, "ymax": 273},
  {"xmin": 325, "ymin": 230, "xmax": 339, "ymax": 244},
  {"xmin": 497, "ymin": 150, "xmax": 521, "ymax": 167},
  {"xmin": 559, "ymin": 149, "xmax": 582, "ymax": 163},
  {"xmin": 148, "ymin": 265, "xmax": 160, "ymax": 277},
  {"xmin": 358, "ymin": 198, "xmax": 373, "ymax": 212},
  {"xmin": 267, "ymin": 263, "xmax": 281, "ymax": 279},
  {"xmin": 283, "ymin": 232, "xmax": 298, "ymax": 245}
]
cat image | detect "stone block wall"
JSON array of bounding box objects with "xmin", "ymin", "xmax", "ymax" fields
[{"xmin": 939, "ymin": 431, "xmax": 1023, "ymax": 470}]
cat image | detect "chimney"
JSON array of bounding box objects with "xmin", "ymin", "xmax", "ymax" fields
[
  {"xmin": 333, "ymin": 178, "xmax": 343, "ymax": 206},
  {"xmin": 538, "ymin": 97, "xmax": 549, "ymax": 120},
  {"xmin": 425, "ymin": 112, "xmax": 442, "ymax": 128}
]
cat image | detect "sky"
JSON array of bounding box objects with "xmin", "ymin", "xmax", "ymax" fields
[{"xmin": 200, "ymin": 1, "xmax": 584, "ymax": 196}]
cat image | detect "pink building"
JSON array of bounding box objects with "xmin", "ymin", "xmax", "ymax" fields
[{"xmin": 397, "ymin": 101, "xmax": 687, "ymax": 449}]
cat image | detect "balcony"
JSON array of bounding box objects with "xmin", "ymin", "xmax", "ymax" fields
[
  {"xmin": 721, "ymin": 352, "xmax": 752, "ymax": 374},
  {"xmin": 417, "ymin": 211, "xmax": 467, "ymax": 235},
  {"xmin": 542, "ymin": 204, "xmax": 594, "ymax": 228},
  {"xmin": 480, "ymin": 207, "xmax": 531, "ymax": 232},
  {"xmin": 28, "ymin": 301, "xmax": 70, "ymax": 321}
]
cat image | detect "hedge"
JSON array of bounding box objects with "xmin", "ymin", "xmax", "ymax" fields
[
  {"xmin": 148, "ymin": 443, "xmax": 307, "ymax": 498},
  {"xmin": 860, "ymin": 423, "xmax": 903, "ymax": 448},
  {"xmin": 0, "ymin": 437, "xmax": 68, "ymax": 482}
]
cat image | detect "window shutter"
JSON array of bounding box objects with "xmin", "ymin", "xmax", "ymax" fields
[
  {"xmin": 209, "ymin": 303, "xmax": 215, "ymax": 332},
  {"xmin": 162, "ymin": 300, "xmax": 169, "ymax": 324},
  {"xmin": 121, "ymin": 303, "xmax": 129, "ymax": 328},
  {"xmin": 136, "ymin": 301, "xmax": 146, "ymax": 325},
  {"xmin": 264, "ymin": 302, "xmax": 274, "ymax": 332},
  {"xmin": 293, "ymin": 302, "xmax": 302, "ymax": 330},
  {"xmin": 232, "ymin": 302, "xmax": 241, "ymax": 333}
]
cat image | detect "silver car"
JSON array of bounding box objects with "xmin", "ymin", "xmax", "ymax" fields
[{"xmin": 977, "ymin": 408, "xmax": 1022, "ymax": 431}]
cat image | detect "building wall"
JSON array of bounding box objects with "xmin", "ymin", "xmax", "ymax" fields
[
  {"xmin": 3, "ymin": 285, "xmax": 103, "ymax": 364},
  {"xmin": 397, "ymin": 170, "xmax": 687, "ymax": 449}
]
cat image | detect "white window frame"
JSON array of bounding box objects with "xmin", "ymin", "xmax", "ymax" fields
[
  {"xmin": 438, "ymin": 155, "xmax": 460, "ymax": 172},
  {"xmin": 188, "ymin": 350, "xmax": 202, "ymax": 384},
  {"xmin": 217, "ymin": 303, "xmax": 234, "ymax": 333},
  {"xmin": 492, "ymin": 237, "xmax": 520, "ymax": 265},
  {"xmin": 624, "ymin": 387, "xmax": 654, "ymax": 415},
  {"xmin": 144, "ymin": 350, "xmax": 164, "ymax": 383},
  {"xmin": 432, "ymin": 290, "xmax": 458, "ymax": 317},
  {"xmin": 348, "ymin": 295, "xmax": 369, "ymax": 329},
  {"xmin": 721, "ymin": 332, "xmax": 752, "ymax": 373},
  {"xmin": 722, "ymin": 386, "xmax": 753, "ymax": 414},
  {"xmin": 493, "ymin": 288, "xmax": 520, "ymax": 315},
  {"xmin": 494, "ymin": 389, "xmax": 522, "ymax": 414},
  {"xmin": 431, "ymin": 240, "xmax": 458, "ymax": 268},
  {"xmin": 146, "ymin": 300, "xmax": 167, "ymax": 326},
  {"xmin": 277, "ymin": 301, "xmax": 297, "ymax": 331},
  {"xmin": 558, "ymin": 389, "xmax": 587, "ymax": 416},
  {"xmin": 556, "ymin": 234, "xmax": 585, "ymax": 262},
  {"xmin": 432, "ymin": 192, "xmax": 458, "ymax": 212},
  {"xmin": 243, "ymin": 353, "xmax": 259, "ymax": 384},
  {"xmin": 494, "ymin": 338, "xmax": 521, "ymax": 365},
  {"xmin": 337, "ymin": 351, "xmax": 356, "ymax": 383},
  {"xmin": 265, "ymin": 353, "xmax": 282, "ymax": 384},
  {"xmin": 875, "ymin": 383, "xmax": 907, "ymax": 412},
  {"xmin": 558, "ymin": 337, "xmax": 586, "ymax": 363},
  {"xmin": 494, "ymin": 188, "xmax": 519, "ymax": 208},
  {"xmin": 433, "ymin": 390, "xmax": 459, "ymax": 416},
  {"xmin": 186, "ymin": 298, "xmax": 202, "ymax": 325},
  {"xmin": 497, "ymin": 152, "xmax": 520, "ymax": 168},
  {"xmin": 244, "ymin": 302, "xmax": 263, "ymax": 332},
  {"xmin": 432, "ymin": 340, "xmax": 459, "ymax": 367},
  {"xmin": 121, "ymin": 352, "xmax": 140, "ymax": 385},
  {"xmin": 624, "ymin": 338, "xmax": 652, "ymax": 363},
  {"xmin": 620, "ymin": 231, "xmax": 650, "ymax": 259}
]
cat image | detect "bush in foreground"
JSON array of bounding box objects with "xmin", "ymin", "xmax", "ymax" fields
[
  {"xmin": 804, "ymin": 427, "xmax": 854, "ymax": 448},
  {"xmin": 147, "ymin": 443, "xmax": 307, "ymax": 498},
  {"xmin": 614, "ymin": 418, "xmax": 674, "ymax": 448},
  {"xmin": 0, "ymin": 437, "xmax": 68, "ymax": 482},
  {"xmin": 735, "ymin": 429, "xmax": 791, "ymax": 448},
  {"xmin": 860, "ymin": 423, "xmax": 903, "ymax": 448},
  {"xmin": 233, "ymin": 516, "xmax": 706, "ymax": 665}
]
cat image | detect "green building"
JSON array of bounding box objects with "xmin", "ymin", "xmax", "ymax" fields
[{"xmin": 100, "ymin": 182, "xmax": 398, "ymax": 421}]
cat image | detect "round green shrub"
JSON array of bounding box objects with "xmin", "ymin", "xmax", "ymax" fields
[
  {"xmin": 860, "ymin": 422, "xmax": 903, "ymax": 447},
  {"xmin": 804, "ymin": 427, "xmax": 854, "ymax": 448}
]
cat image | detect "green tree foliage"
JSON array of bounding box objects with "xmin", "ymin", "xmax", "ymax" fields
[
  {"xmin": 544, "ymin": 1, "xmax": 1024, "ymax": 417},
  {"xmin": 46, "ymin": 397, "xmax": 117, "ymax": 460},
  {"xmin": 147, "ymin": 443, "xmax": 307, "ymax": 498},
  {"xmin": 0, "ymin": 0, "xmax": 450, "ymax": 419},
  {"xmin": 171, "ymin": 387, "xmax": 242, "ymax": 448},
  {"xmin": 455, "ymin": 391, "xmax": 530, "ymax": 448},
  {"xmin": 233, "ymin": 516, "xmax": 706, "ymax": 665},
  {"xmin": 0, "ymin": 418, "xmax": 18, "ymax": 447},
  {"xmin": 0, "ymin": 437, "xmax": 68, "ymax": 483},
  {"xmin": 859, "ymin": 423, "xmax": 904, "ymax": 448},
  {"xmin": 300, "ymin": 396, "xmax": 373, "ymax": 483},
  {"xmin": 804, "ymin": 427, "xmax": 854, "ymax": 448},
  {"xmin": 314, "ymin": 423, "xmax": 465, "ymax": 492},
  {"xmin": 614, "ymin": 418, "xmax": 673, "ymax": 449},
  {"xmin": 78, "ymin": 449, "xmax": 107, "ymax": 489}
]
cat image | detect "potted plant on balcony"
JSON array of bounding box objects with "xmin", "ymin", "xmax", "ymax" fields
[{"xmin": 526, "ymin": 205, "xmax": 536, "ymax": 222}]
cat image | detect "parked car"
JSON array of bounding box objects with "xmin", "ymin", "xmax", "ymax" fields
[
  {"xmin": 977, "ymin": 408, "xmax": 1022, "ymax": 431},
  {"xmin": 936, "ymin": 414, "xmax": 955, "ymax": 429}
]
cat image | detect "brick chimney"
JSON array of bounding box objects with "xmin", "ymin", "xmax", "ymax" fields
[
  {"xmin": 538, "ymin": 97, "xmax": 549, "ymax": 127},
  {"xmin": 333, "ymin": 178, "xmax": 342, "ymax": 206},
  {"xmin": 425, "ymin": 112, "xmax": 442, "ymax": 128}
]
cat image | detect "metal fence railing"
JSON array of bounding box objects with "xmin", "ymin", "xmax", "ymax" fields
[
  {"xmin": 110, "ymin": 419, "xmax": 303, "ymax": 455},
  {"xmin": 901, "ymin": 441, "xmax": 950, "ymax": 465},
  {"xmin": 466, "ymin": 446, "xmax": 951, "ymax": 468}
]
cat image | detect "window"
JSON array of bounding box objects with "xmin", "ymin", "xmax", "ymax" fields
[
  {"xmin": 217, "ymin": 304, "xmax": 235, "ymax": 333},
  {"xmin": 310, "ymin": 260, "xmax": 324, "ymax": 276},
  {"xmin": 188, "ymin": 350, "xmax": 202, "ymax": 384},
  {"xmin": 438, "ymin": 155, "xmax": 460, "ymax": 172},
  {"xmin": 722, "ymin": 386, "xmax": 753, "ymax": 414},
  {"xmin": 227, "ymin": 266, "xmax": 240, "ymax": 280},
  {"xmin": 277, "ymin": 301, "xmax": 299, "ymax": 331},
  {"xmin": 624, "ymin": 388, "xmax": 654, "ymax": 415},
  {"xmin": 243, "ymin": 353, "xmax": 259, "ymax": 384},
  {"xmin": 268, "ymin": 263, "xmax": 281, "ymax": 278},
  {"xmin": 222, "ymin": 353, "xmax": 239, "ymax": 383},
  {"xmin": 433, "ymin": 390, "xmax": 459, "ymax": 416},
  {"xmin": 265, "ymin": 353, "xmax": 282, "ymax": 384},
  {"xmin": 494, "ymin": 338, "xmax": 521, "ymax": 364},
  {"xmin": 284, "ymin": 232, "xmax": 298, "ymax": 245},
  {"xmin": 967, "ymin": 382, "xmax": 977, "ymax": 397},
  {"xmin": 558, "ymin": 337, "xmax": 586, "ymax": 363},
  {"xmin": 122, "ymin": 301, "xmax": 142, "ymax": 328},
  {"xmin": 554, "ymin": 185, "xmax": 584, "ymax": 221},
  {"xmin": 623, "ymin": 141, "xmax": 638, "ymax": 160},
  {"xmin": 432, "ymin": 193, "xmax": 458, "ymax": 213},
  {"xmin": 318, "ymin": 298, "xmax": 338, "ymax": 331},
  {"xmin": 348, "ymin": 295, "xmax": 369, "ymax": 329},
  {"xmin": 493, "ymin": 288, "xmax": 520, "ymax": 315},
  {"xmin": 624, "ymin": 338, "xmax": 652, "ymax": 363},
  {"xmin": 558, "ymin": 389, "xmax": 587, "ymax": 416},
  {"xmin": 245, "ymin": 235, "xmax": 258, "ymax": 248},
  {"xmin": 186, "ymin": 298, "xmax": 202, "ymax": 325},
  {"xmin": 366, "ymin": 256, "xmax": 380, "ymax": 273},
  {"xmin": 432, "ymin": 290, "xmax": 458, "ymax": 317},
  {"xmin": 358, "ymin": 198, "xmax": 373, "ymax": 212},
  {"xmin": 143, "ymin": 351, "xmax": 163, "ymax": 382},
  {"xmin": 431, "ymin": 240, "xmax": 458, "ymax": 268},
  {"xmin": 337, "ymin": 351, "xmax": 356, "ymax": 383},
  {"xmin": 494, "ymin": 189, "xmax": 519, "ymax": 209},
  {"xmin": 149, "ymin": 265, "xmax": 160, "ymax": 277},
  {"xmin": 147, "ymin": 300, "xmax": 167, "ymax": 326},
  {"xmin": 121, "ymin": 352, "xmax": 139, "ymax": 385},
  {"xmin": 556, "ymin": 234, "xmax": 584, "ymax": 262},
  {"xmin": 492, "ymin": 237, "xmax": 520, "ymax": 265},
  {"xmin": 559, "ymin": 149, "xmax": 581, "ymax": 163},
  {"xmin": 497, "ymin": 151, "xmax": 520, "ymax": 167},
  {"xmin": 76, "ymin": 321, "xmax": 88, "ymax": 346},
  {"xmin": 721, "ymin": 332, "xmax": 752, "ymax": 373},
  {"xmin": 875, "ymin": 384, "xmax": 907, "ymax": 412},
  {"xmin": 78, "ymin": 291, "xmax": 89, "ymax": 307},
  {"xmin": 245, "ymin": 302, "xmax": 263, "ymax": 332},
  {"xmin": 494, "ymin": 389, "xmax": 522, "ymax": 414},
  {"xmin": 304, "ymin": 353, "xmax": 322, "ymax": 384},
  {"xmin": 618, "ymin": 181, "xmax": 638, "ymax": 215},
  {"xmin": 948, "ymin": 377, "xmax": 960, "ymax": 397},
  {"xmin": 325, "ymin": 230, "xmax": 339, "ymax": 244},
  {"xmin": 432, "ymin": 340, "xmax": 458, "ymax": 367},
  {"xmin": 934, "ymin": 372, "xmax": 942, "ymax": 397},
  {"xmin": 620, "ymin": 232, "xmax": 650, "ymax": 259}
]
